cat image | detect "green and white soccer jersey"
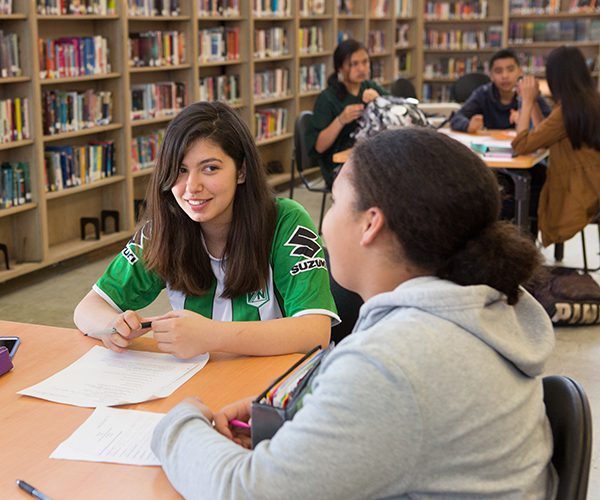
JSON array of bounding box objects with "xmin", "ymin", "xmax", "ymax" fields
[{"xmin": 93, "ymin": 198, "xmax": 339, "ymax": 324}]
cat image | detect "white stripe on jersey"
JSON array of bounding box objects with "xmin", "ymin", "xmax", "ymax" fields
[
  {"xmin": 166, "ymin": 284, "xmax": 186, "ymax": 310},
  {"xmin": 258, "ymin": 266, "xmax": 283, "ymax": 321},
  {"xmin": 210, "ymin": 257, "xmax": 232, "ymax": 321}
]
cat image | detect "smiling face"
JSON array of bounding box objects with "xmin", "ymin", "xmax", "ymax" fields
[{"xmin": 170, "ymin": 138, "xmax": 246, "ymax": 230}]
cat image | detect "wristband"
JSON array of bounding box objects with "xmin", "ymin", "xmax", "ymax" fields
[{"xmin": 337, "ymin": 115, "xmax": 345, "ymax": 126}]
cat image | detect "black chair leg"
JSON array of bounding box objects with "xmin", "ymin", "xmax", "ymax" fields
[
  {"xmin": 318, "ymin": 192, "xmax": 327, "ymax": 235},
  {"xmin": 554, "ymin": 243, "xmax": 564, "ymax": 262},
  {"xmin": 581, "ymin": 230, "xmax": 588, "ymax": 273}
]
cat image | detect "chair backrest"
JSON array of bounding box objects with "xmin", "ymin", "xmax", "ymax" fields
[
  {"xmin": 324, "ymin": 249, "xmax": 363, "ymax": 344},
  {"xmin": 543, "ymin": 375, "xmax": 592, "ymax": 500},
  {"xmin": 451, "ymin": 72, "xmax": 491, "ymax": 103},
  {"xmin": 391, "ymin": 78, "xmax": 417, "ymax": 99},
  {"xmin": 294, "ymin": 111, "xmax": 315, "ymax": 174}
]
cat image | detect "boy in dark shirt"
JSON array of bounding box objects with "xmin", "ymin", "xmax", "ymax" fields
[
  {"xmin": 451, "ymin": 49, "xmax": 552, "ymax": 237},
  {"xmin": 451, "ymin": 49, "xmax": 551, "ymax": 132}
]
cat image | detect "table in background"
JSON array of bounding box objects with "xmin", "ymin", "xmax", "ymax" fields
[
  {"xmin": 332, "ymin": 130, "xmax": 548, "ymax": 232},
  {"xmin": 0, "ymin": 320, "xmax": 301, "ymax": 500}
]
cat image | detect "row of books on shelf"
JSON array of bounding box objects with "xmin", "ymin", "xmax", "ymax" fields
[
  {"xmin": 0, "ymin": 97, "xmax": 30, "ymax": 144},
  {"xmin": 338, "ymin": 0, "xmax": 412, "ymax": 16},
  {"xmin": 0, "ymin": 31, "xmax": 20, "ymax": 79},
  {"xmin": 566, "ymin": 0, "xmax": 600, "ymax": 12},
  {"xmin": 300, "ymin": 0, "xmax": 325, "ymax": 16},
  {"xmin": 299, "ymin": 62, "xmax": 325, "ymax": 93},
  {"xmin": 130, "ymin": 81, "xmax": 187, "ymax": 121},
  {"xmin": 253, "ymin": 0, "xmax": 291, "ymax": 17},
  {"xmin": 509, "ymin": 0, "xmax": 600, "ymax": 13},
  {"xmin": 132, "ymin": 129, "xmax": 164, "ymax": 171},
  {"xmin": 370, "ymin": 0, "xmax": 391, "ymax": 17},
  {"xmin": 298, "ymin": 26, "xmax": 324, "ymax": 54},
  {"xmin": 424, "ymin": 0, "xmax": 488, "ymax": 19},
  {"xmin": 199, "ymin": 74, "xmax": 240, "ymax": 104},
  {"xmin": 42, "ymin": 90, "xmax": 111, "ymax": 136},
  {"xmin": 424, "ymin": 55, "xmax": 487, "ymax": 79},
  {"xmin": 198, "ymin": 27, "xmax": 240, "ymax": 63},
  {"xmin": 397, "ymin": 0, "xmax": 413, "ymax": 17},
  {"xmin": 254, "ymin": 107, "xmax": 288, "ymax": 142},
  {"xmin": 43, "ymin": 141, "xmax": 115, "ymax": 192},
  {"xmin": 198, "ymin": 0, "xmax": 239, "ymax": 17},
  {"xmin": 509, "ymin": 19, "xmax": 600, "ymax": 42},
  {"xmin": 128, "ymin": 31, "xmax": 186, "ymax": 68},
  {"xmin": 395, "ymin": 51, "xmax": 412, "ymax": 73},
  {"xmin": 36, "ymin": 0, "xmax": 116, "ymax": 15},
  {"xmin": 371, "ymin": 59, "xmax": 385, "ymax": 81},
  {"xmin": 422, "ymin": 83, "xmax": 452, "ymax": 102},
  {"xmin": 424, "ymin": 27, "xmax": 503, "ymax": 50},
  {"xmin": 1, "ymin": 162, "xmax": 31, "ymax": 210},
  {"xmin": 255, "ymin": 68, "xmax": 289, "ymax": 99},
  {"xmin": 127, "ymin": 0, "xmax": 181, "ymax": 17},
  {"xmin": 509, "ymin": 0, "xmax": 560, "ymax": 14},
  {"xmin": 368, "ymin": 31, "xmax": 387, "ymax": 54},
  {"xmin": 254, "ymin": 28, "xmax": 288, "ymax": 59},
  {"xmin": 38, "ymin": 36, "xmax": 110, "ymax": 80}
]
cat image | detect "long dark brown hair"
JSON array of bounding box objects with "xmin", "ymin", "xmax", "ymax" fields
[
  {"xmin": 143, "ymin": 101, "xmax": 276, "ymax": 298},
  {"xmin": 350, "ymin": 128, "xmax": 542, "ymax": 305},
  {"xmin": 546, "ymin": 46, "xmax": 600, "ymax": 151}
]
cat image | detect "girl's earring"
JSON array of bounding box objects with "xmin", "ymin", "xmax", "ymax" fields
[{"xmin": 337, "ymin": 71, "xmax": 344, "ymax": 82}]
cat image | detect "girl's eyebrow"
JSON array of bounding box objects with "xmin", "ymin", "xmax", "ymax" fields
[{"xmin": 181, "ymin": 157, "xmax": 224, "ymax": 167}]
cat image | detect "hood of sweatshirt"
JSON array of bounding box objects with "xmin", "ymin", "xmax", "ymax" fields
[{"xmin": 353, "ymin": 276, "xmax": 555, "ymax": 378}]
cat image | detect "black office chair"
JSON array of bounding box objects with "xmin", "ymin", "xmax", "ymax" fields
[
  {"xmin": 324, "ymin": 249, "xmax": 363, "ymax": 345},
  {"xmin": 391, "ymin": 77, "xmax": 417, "ymax": 99},
  {"xmin": 450, "ymin": 72, "xmax": 490, "ymax": 103},
  {"xmin": 543, "ymin": 375, "xmax": 592, "ymax": 500},
  {"xmin": 289, "ymin": 110, "xmax": 329, "ymax": 234}
]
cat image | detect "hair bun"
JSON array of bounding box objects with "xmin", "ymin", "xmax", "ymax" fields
[{"xmin": 438, "ymin": 221, "xmax": 542, "ymax": 305}]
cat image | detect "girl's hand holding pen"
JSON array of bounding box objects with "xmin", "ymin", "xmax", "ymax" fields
[
  {"xmin": 88, "ymin": 311, "xmax": 153, "ymax": 353},
  {"xmin": 213, "ymin": 397, "xmax": 254, "ymax": 449}
]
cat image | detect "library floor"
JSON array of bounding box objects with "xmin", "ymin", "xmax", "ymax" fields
[{"xmin": 1, "ymin": 185, "xmax": 599, "ymax": 497}]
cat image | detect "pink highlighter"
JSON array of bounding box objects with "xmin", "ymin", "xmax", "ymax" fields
[{"xmin": 230, "ymin": 419, "xmax": 251, "ymax": 429}]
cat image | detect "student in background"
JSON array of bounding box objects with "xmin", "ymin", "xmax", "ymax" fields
[
  {"xmin": 74, "ymin": 101, "xmax": 338, "ymax": 359},
  {"xmin": 152, "ymin": 128, "xmax": 556, "ymax": 499},
  {"xmin": 306, "ymin": 39, "xmax": 387, "ymax": 188},
  {"xmin": 450, "ymin": 48, "xmax": 551, "ymax": 133},
  {"xmin": 451, "ymin": 48, "xmax": 552, "ymax": 237},
  {"xmin": 512, "ymin": 46, "xmax": 600, "ymax": 247}
]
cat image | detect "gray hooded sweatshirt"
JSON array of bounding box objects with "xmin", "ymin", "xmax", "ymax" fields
[{"xmin": 152, "ymin": 276, "xmax": 557, "ymax": 499}]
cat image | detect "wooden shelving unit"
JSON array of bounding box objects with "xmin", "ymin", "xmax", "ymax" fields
[{"xmin": 0, "ymin": 0, "xmax": 598, "ymax": 282}]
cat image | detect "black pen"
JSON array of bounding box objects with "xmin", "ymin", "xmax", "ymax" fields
[
  {"xmin": 84, "ymin": 321, "xmax": 153, "ymax": 339},
  {"xmin": 16, "ymin": 479, "xmax": 52, "ymax": 500}
]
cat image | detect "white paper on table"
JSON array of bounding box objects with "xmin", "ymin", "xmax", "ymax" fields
[
  {"xmin": 18, "ymin": 345, "xmax": 209, "ymax": 407},
  {"xmin": 50, "ymin": 407, "xmax": 165, "ymax": 466}
]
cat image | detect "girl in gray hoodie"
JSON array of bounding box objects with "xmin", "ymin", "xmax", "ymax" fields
[{"xmin": 152, "ymin": 128, "xmax": 557, "ymax": 499}]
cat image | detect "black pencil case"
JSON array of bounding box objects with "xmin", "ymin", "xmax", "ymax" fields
[{"xmin": 251, "ymin": 344, "xmax": 332, "ymax": 448}]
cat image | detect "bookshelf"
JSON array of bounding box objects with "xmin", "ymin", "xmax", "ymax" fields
[
  {"xmin": 420, "ymin": 0, "xmax": 600, "ymax": 101},
  {"xmin": 0, "ymin": 0, "xmax": 598, "ymax": 283}
]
